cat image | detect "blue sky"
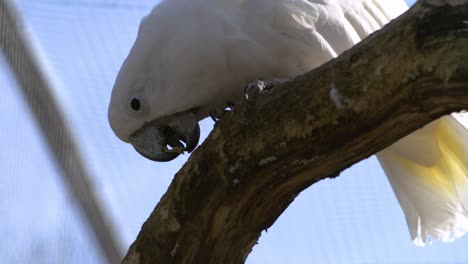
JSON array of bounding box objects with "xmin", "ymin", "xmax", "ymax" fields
[{"xmin": 2, "ymin": 0, "xmax": 468, "ymax": 263}]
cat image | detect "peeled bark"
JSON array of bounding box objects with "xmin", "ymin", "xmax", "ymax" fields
[{"xmin": 123, "ymin": 1, "xmax": 468, "ymax": 263}]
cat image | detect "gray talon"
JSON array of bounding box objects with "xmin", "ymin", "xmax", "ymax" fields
[
  {"xmin": 244, "ymin": 78, "xmax": 289, "ymax": 100},
  {"xmin": 226, "ymin": 100, "xmax": 235, "ymax": 110},
  {"xmin": 210, "ymin": 111, "xmax": 221, "ymax": 123},
  {"xmin": 244, "ymin": 80, "xmax": 267, "ymax": 100},
  {"xmin": 210, "ymin": 107, "xmax": 229, "ymax": 123}
]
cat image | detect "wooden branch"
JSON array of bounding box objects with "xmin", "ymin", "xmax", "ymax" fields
[{"xmin": 123, "ymin": 1, "xmax": 468, "ymax": 263}]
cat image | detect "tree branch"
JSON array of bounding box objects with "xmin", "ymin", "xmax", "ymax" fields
[{"xmin": 123, "ymin": 1, "xmax": 468, "ymax": 263}]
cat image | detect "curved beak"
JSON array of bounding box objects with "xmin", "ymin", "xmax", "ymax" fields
[{"xmin": 129, "ymin": 112, "xmax": 200, "ymax": 162}]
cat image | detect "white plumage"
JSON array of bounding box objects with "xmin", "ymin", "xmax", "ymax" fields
[
  {"xmin": 378, "ymin": 116, "xmax": 468, "ymax": 245},
  {"xmin": 108, "ymin": 0, "xmax": 468, "ymax": 245}
]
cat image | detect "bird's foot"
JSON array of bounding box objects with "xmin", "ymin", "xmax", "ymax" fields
[
  {"xmin": 244, "ymin": 78, "xmax": 289, "ymax": 100},
  {"xmin": 226, "ymin": 100, "xmax": 235, "ymax": 110},
  {"xmin": 210, "ymin": 111, "xmax": 222, "ymax": 123},
  {"xmin": 210, "ymin": 101, "xmax": 236, "ymax": 123}
]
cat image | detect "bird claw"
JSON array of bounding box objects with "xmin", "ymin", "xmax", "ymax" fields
[
  {"xmin": 210, "ymin": 111, "xmax": 221, "ymax": 123},
  {"xmin": 244, "ymin": 80, "xmax": 267, "ymax": 100},
  {"xmin": 210, "ymin": 100, "xmax": 236, "ymax": 123},
  {"xmin": 244, "ymin": 78, "xmax": 289, "ymax": 100},
  {"xmin": 226, "ymin": 100, "xmax": 235, "ymax": 110},
  {"xmin": 210, "ymin": 107, "xmax": 224, "ymax": 123}
]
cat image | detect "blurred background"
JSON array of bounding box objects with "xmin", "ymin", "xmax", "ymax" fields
[{"xmin": 1, "ymin": 0, "xmax": 468, "ymax": 263}]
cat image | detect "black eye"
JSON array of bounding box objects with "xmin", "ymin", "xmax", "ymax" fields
[{"xmin": 130, "ymin": 98, "xmax": 141, "ymax": 111}]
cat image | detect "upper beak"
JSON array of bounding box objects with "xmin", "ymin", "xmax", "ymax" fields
[{"xmin": 129, "ymin": 111, "xmax": 200, "ymax": 162}]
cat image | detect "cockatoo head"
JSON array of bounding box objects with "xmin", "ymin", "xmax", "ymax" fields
[
  {"xmin": 108, "ymin": 66, "xmax": 200, "ymax": 161},
  {"xmin": 108, "ymin": 15, "xmax": 200, "ymax": 162}
]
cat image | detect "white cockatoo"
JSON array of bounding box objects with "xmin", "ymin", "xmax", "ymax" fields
[{"xmin": 108, "ymin": 0, "xmax": 468, "ymax": 245}]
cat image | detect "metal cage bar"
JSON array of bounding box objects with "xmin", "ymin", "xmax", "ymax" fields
[{"xmin": 0, "ymin": 1, "xmax": 123, "ymax": 262}]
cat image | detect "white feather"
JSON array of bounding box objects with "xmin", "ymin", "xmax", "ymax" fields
[
  {"xmin": 108, "ymin": 0, "xmax": 468, "ymax": 245},
  {"xmin": 109, "ymin": 0, "xmax": 388, "ymax": 141},
  {"xmin": 378, "ymin": 117, "xmax": 468, "ymax": 245}
]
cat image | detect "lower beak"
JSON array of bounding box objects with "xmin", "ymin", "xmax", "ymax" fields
[{"xmin": 128, "ymin": 112, "xmax": 200, "ymax": 162}]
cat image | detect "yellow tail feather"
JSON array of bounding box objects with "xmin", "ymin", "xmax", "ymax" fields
[{"xmin": 377, "ymin": 116, "xmax": 468, "ymax": 245}]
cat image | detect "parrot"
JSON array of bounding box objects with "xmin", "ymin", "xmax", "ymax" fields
[{"xmin": 108, "ymin": 0, "xmax": 468, "ymax": 245}]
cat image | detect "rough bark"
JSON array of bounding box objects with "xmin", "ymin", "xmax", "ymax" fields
[{"xmin": 123, "ymin": 1, "xmax": 468, "ymax": 263}]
